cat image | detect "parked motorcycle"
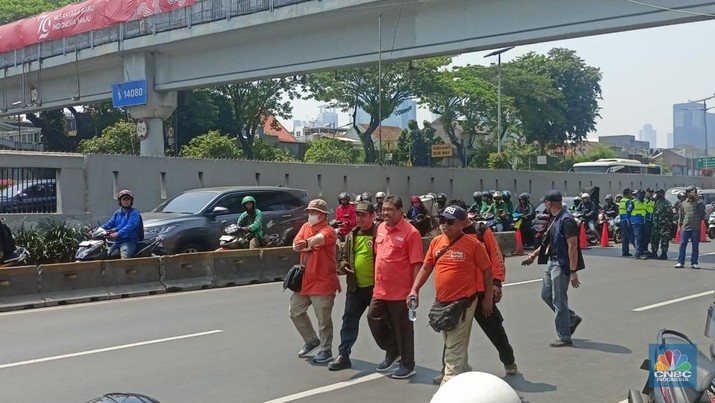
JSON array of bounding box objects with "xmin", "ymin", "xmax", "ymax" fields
[
  {"xmin": 627, "ymin": 291, "xmax": 715, "ymax": 402},
  {"xmin": 532, "ymin": 211, "xmax": 551, "ymax": 249},
  {"xmin": 598, "ymin": 212, "xmax": 622, "ymax": 244},
  {"xmin": 572, "ymin": 211, "xmax": 599, "ymax": 246},
  {"xmin": 75, "ymin": 227, "xmax": 164, "ymax": 261},
  {"xmin": 708, "ymin": 212, "xmax": 715, "ymax": 240},
  {"xmin": 216, "ymin": 222, "xmax": 282, "ymax": 251}
]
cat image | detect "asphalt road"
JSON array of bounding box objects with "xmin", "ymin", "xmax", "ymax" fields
[{"xmin": 0, "ymin": 240, "xmax": 713, "ymax": 403}]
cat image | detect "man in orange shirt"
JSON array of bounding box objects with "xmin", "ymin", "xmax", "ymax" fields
[
  {"xmin": 291, "ymin": 199, "xmax": 340, "ymax": 364},
  {"xmin": 367, "ymin": 195, "xmax": 424, "ymax": 379},
  {"xmin": 409, "ymin": 205, "xmax": 493, "ymax": 385}
]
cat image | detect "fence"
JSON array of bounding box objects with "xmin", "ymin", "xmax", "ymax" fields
[
  {"xmin": 0, "ymin": 168, "xmax": 57, "ymax": 214},
  {"xmin": 0, "ymin": 0, "xmax": 317, "ymax": 69}
]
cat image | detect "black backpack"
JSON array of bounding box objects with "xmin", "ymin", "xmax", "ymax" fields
[
  {"xmin": 0, "ymin": 219, "xmax": 16, "ymax": 255},
  {"xmin": 136, "ymin": 213, "xmax": 144, "ymax": 241}
]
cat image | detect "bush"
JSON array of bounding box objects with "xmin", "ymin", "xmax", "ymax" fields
[{"xmin": 13, "ymin": 220, "xmax": 87, "ymax": 264}]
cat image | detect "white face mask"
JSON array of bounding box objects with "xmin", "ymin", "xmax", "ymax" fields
[{"xmin": 308, "ymin": 214, "xmax": 321, "ymax": 225}]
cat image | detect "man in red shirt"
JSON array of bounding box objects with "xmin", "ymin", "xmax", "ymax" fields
[
  {"xmin": 409, "ymin": 205, "xmax": 493, "ymax": 385},
  {"xmin": 367, "ymin": 195, "xmax": 424, "ymax": 379},
  {"xmin": 291, "ymin": 199, "xmax": 340, "ymax": 364},
  {"xmin": 335, "ymin": 192, "xmax": 357, "ymax": 239}
]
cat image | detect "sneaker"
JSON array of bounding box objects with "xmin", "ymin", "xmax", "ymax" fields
[
  {"xmin": 376, "ymin": 354, "xmax": 400, "ymax": 372},
  {"xmin": 312, "ymin": 350, "xmax": 333, "ymax": 364},
  {"xmin": 549, "ymin": 339, "xmax": 573, "ymax": 347},
  {"xmin": 674, "ymin": 263, "xmax": 684, "ymax": 268},
  {"xmin": 504, "ymin": 363, "xmax": 518, "ymax": 375},
  {"xmin": 328, "ymin": 354, "xmax": 351, "ymax": 371},
  {"xmin": 658, "ymin": 253, "xmax": 668, "ymax": 260},
  {"xmin": 570, "ymin": 317, "xmax": 583, "ymax": 336},
  {"xmin": 390, "ymin": 365, "xmax": 416, "ymax": 379},
  {"xmin": 297, "ymin": 341, "xmax": 320, "ymax": 358},
  {"xmin": 692, "ymin": 263, "xmax": 700, "ymax": 269},
  {"xmin": 432, "ymin": 373, "xmax": 444, "ymax": 385}
]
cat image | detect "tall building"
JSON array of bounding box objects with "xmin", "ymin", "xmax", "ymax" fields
[
  {"xmin": 667, "ymin": 132, "xmax": 674, "ymax": 149},
  {"xmin": 639, "ymin": 124, "xmax": 657, "ymax": 148},
  {"xmin": 317, "ymin": 105, "xmax": 338, "ymax": 130},
  {"xmin": 355, "ymin": 98, "xmax": 417, "ymax": 129},
  {"xmin": 673, "ymin": 102, "xmax": 715, "ymax": 149}
]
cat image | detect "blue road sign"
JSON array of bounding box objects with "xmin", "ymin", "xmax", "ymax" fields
[{"xmin": 112, "ymin": 80, "xmax": 147, "ymax": 108}]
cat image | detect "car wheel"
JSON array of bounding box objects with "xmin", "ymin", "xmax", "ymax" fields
[{"xmin": 177, "ymin": 243, "xmax": 204, "ymax": 254}]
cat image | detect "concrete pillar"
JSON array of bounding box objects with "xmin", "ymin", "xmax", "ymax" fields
[{"xmin": 122, "ymin": 52, "xmax": 176, "ymax": 157}]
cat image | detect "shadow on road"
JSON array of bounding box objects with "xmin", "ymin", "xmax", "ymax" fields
[
  {"xmin": 505, "ymin": 372, "xmax": 557, "ymax": 393},
  {"xmin": 573, "ymin": 339, "xmax": 632, "ymax": 354}
]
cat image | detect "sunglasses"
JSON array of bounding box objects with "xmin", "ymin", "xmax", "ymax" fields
[{"xmin": 438, "ymin": 217, "xmax": 457, "ymax": 225}]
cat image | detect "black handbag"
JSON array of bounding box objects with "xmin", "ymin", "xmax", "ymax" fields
[
  {"xmin": 428, "ymin": 295, "xmax": 476, "ymax": 332},
  {"xmin": 283, "ymin": 252, "xmax": 310, "ymax": 292}
]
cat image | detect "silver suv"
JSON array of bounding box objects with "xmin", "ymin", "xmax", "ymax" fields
[{"xmin": 143, "ymin": 186, "xmax": 309, "ymax": 254}]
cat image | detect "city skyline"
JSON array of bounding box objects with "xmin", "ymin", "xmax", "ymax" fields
[{"xmin": 279, "ymin": 19, "xmax": 715, "ymax": 150}]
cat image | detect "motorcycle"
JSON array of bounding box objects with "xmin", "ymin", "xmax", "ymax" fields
[
  {"xmin": 627, "ymin": 292, "xmax": 715, "ymax": 402},
  {"xmin": 572, "ymin": 211, "xmax": 599, "ymax": 246},
  {"xmin": 532, "ymin": 211, "xmax": 551, "ymax": 249},
  {"xmin": 708, "ymin": 212, "xmax": 715, "ymax": 240},
  {"xmin": 216, "ymin": 222, "xmax": 285, "ymax": 251},
  {"xmin": 75, "ymin": 227, "xmax": 164, "ymax": 261},
  {"xmin": 408, "ymin": 213, "xmax": 432, "ymax": 237},
  {"xmin": 598, "ymin": 212, "xmax": 622, "ymax": 244}
]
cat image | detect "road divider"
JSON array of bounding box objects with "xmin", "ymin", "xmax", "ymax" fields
[
  {"xmin": 0, "ymin": 266, "xmax": 43, "ymax": 311},
  {"xmin": 161, "ymin": 252, "xmax": 214, "ymax": 292},
  {"xmin": 102, "ymin": 257, "xmax": 164, "ymax": 298},
  {"xmin": 39, "ymin": 261, "xmax": 108, "ymax": 306}
]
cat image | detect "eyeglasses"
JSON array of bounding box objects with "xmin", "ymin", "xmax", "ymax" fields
[{"xmin": 438, "ymin": 217, "xmax": 456, "ymax": 225}]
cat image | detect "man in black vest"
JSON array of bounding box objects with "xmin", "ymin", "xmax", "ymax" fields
[{"xmin": 522, "ymin": 190, "xmax": 584, "ymax": 347}]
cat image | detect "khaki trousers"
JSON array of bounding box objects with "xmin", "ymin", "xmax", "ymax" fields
[
  {"xmin": 441, "ymin": 299, "xmax": 478, "ymax": 385},
  {"xmin": 289, "ymin": 293, "xmax": 335, "ymax": 351}
]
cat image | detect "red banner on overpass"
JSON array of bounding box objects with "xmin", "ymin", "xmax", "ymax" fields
[{"xmin": 0, "ymin": 0, "xmax": 195, "ymax": 53}]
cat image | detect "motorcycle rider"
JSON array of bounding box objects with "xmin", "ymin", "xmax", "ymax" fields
[
  {"xmin": 569, "ymin": 196, "xmax": 582, "ymax": 212},
  {"xmin": 236, "ymin": 196, "xmax": 264, "ymax": 249},
  {"xmin": 374, "ymin": 191, "xmax": 386, "ymax": 222},
  {"xmin": 336, "ymin": 192, "xmax": 357, "ymax": 240},
  {"xmin": 468, "ymin": 192, "xmax": 483, "ymax": 215},
  {"xmin": 407, "ymin": 195, "xmax": 431, "ymax": 236},
  {"xmin": 649, "ymin": 189, "xmax": 672, "ymax": 260},
  {"xmin": 484, "ymin": 192, "xmax": 511, "ymax": 232},
  {"xmin": 502, "ymin": 191, "xmax": 514, "ymax": 215},
  {"xmin": 602, "ymin": 194, "xmax": 618, "ymax": 219},
  {"xmin": 515, "ymin": 193, "xmax": 534, "ymax": 246},
  {"xmin": 480, "ymin": 192, "xmax": 493, "ymax": 213},
  {"xmin": 433, "ymin": 193, "xmax": 448, "ymax": 217},
  {"xmin": 615, "ymin": 194, "xmax": 623, "ymax": 205},
  {"xmin": 101, "ymin": 189, "xmax": 142, "ymax": 259},
  {"xmin": 360, "ymin": 192, "xmax": 374, "ymax": 204},
  {"xmin": 577, "ymin": 192, "xmax": 599, "ymax": 240}
]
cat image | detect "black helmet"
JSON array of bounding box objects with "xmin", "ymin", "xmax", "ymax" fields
[
  {"xmin": 518, "ymin": 192, "xmax": 530, "ymax": 201},
  {"xmin": 502, "ymin": 190, "xmax": 511, "ymax": 201},
  {"xmin": 605, "ymin": 194, "xmax": 613, "ymax": 202},
  {"xmin": 623, "ymin": 188, "xmax": 632, "ymax": 196},
  {"xmin": 436, "ymin": 193, "xmax": 447, "ymax": 203},
  {"xmin": 473, "ymin": 191, "xmax": 482, "ymax": 201},
  {"xmin": 483, "ymin": 192, "xmax": 493, "ymax": 199},
  {"xmin": 338, "ymin": 192, "xmax": 350, "ymax": 202},
  {"xmin": 360, "ymin": 192, "xmax": 374, "ymax": 203}
]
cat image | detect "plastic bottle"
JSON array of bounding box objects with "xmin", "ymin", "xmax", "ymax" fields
[{"xmin": 408, "ymin": 296, "xmax": 418, "ymax": 322}]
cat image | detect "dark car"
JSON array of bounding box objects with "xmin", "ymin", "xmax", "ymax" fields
[
  {"xmin": 0, "ymin": 179, "xmax": 57, "ymax": 213},
  {"xmin": 142, "ymin": 186, "xmax": 309, "ymax": 254}
]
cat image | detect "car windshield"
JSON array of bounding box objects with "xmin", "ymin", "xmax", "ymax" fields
[{"xmin": 153, "ymin": 191, "xmax": 219, "ymax": 214}]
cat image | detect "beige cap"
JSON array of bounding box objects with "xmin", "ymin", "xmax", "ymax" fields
[{"xmin": 306, "ymin": 199, "xmax": 329, "ymax": 214}]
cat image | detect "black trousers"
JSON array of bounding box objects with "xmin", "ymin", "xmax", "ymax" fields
[
  {"xmin": 367, "ymin": 298, "xmax": 415, "ymax": 369},
  {"xmin": 337, "ymin": 286, "xmax": 374, "ymax": 356}
]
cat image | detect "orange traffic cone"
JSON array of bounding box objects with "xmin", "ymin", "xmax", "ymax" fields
[
  {"xmin": 600, "ymin": 222, "xmax": 611, "ymax": 247},
  {"xmin": 515, "ymin": 229, "xmax": 524, "ymax": 255},
  {"xmin": 701, "ymin": 221, "xmax": 709, "ymax": 242},
  {"xmin": 579, "ymin": 222, "xmax": 590, "ymax": 249},
  {"xmin": 675, "ymin": 226, "xmax": 681, "ymax": 243}
]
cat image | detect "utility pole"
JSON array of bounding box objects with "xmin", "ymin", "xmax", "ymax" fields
[
  {"xmin": 377, "ymin": 13, "xmax": 383, "ymax": 165},
  {"xmin": 484, "ymin": 46, "xmax": 514, "ymax": 154}
]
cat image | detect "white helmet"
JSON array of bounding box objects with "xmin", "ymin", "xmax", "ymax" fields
[
  {"xmin": 375, "ymin": 191, "xmax": 386, "ymax": 199},
  {"xmin": 581, "ymin": 192, "xmax": 590, "ymax": 199},
  {"xmin": 430, "ymin": 372, "xmax": 522, "ymax": 403}
]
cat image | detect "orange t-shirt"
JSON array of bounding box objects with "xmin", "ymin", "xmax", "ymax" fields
[
  {"xmin": 425, "ymin": 234, "xmax": 491, "ymax": 302},
  {"xmin": 465, "ymin": 228, "xmax": 506, "ymax": 286},
  {"xmin": 295, "ymin": 221, "xmax": 339, "ymax": 296},
  {"xmin": 373, "ymin": 219, "xmax": 424, "ymax": 301}
]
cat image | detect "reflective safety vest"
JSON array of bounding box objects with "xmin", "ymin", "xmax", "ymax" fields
[
  {"xmin": 619, "ymin": 198, "xmax": 629, "ymax": 219},
  {"xmin": 631, "ymin": 200, "xmax": 647, "ymax": 224},
  {"xmin": 645, "ymin": 200, "xmax": 654, "ymax": 221}
]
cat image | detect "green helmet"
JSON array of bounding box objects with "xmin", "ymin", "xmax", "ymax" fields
[{"xmin": 242, "ymin": 196, "xmax": 256, "ymax": 206}]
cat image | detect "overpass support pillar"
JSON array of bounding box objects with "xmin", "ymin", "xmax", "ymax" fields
[{"xmin": 123, "ymin": 52, "xmax": 176, "ymax": 157}]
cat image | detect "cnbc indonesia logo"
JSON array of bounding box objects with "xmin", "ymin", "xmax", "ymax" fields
[{"xmin": 652, "ymin": 348, "xmax": 693, "ymax": 385}]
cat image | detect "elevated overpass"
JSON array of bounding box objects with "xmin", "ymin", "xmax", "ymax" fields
[{"xmin": 1, "ymin": 0, "xmax": 714, "ymax": 155}]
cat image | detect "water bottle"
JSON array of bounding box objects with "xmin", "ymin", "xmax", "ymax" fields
[{"xmin": 408, "ymin": 296, "xmax": 418, "ymax": 322}]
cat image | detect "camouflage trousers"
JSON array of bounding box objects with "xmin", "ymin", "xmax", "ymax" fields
[{"xmin": 650, "ymin": 223, "xmax": 671, "ymax": 254}]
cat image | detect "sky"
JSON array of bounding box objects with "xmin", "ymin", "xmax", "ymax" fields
[{"xmin": 279, "ymin": 19, "xmax": 715, "ymax": 149}]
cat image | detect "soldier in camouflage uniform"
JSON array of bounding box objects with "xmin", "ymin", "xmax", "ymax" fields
[{"xmin": 650, "ymin": 189, "xmax": 673, "ymax": 260}]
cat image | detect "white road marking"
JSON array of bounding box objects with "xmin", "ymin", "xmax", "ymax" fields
[
  {"xmin": 263, "ymin": 373, "xmax": 384, "ymax": 403},
  {"xmin": 632, "ymin": 291, "xmax": 712, "ymax": 312},
  {"xmin": 503, "ymin": 279, "xmax": 542, "ymax": 287},
  {"xmin": 0, "ymin": 329, "xmax": 223, "ymax": 370}
]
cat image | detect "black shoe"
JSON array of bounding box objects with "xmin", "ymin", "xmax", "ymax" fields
[
  {"xmin": 658, "ymin": 253, "xmax": 668, "ymax": 260},
  {"xmin": 549, "ymin": 339, "xmax": 573, "ymax": 347},
  {"xmin": 328, "ymin": 354, "xmax": 351, "ymax": 371},
  {"xmin": 637, "ymin": 255, "xmax": 649, "ymax": 260},
  {"xmin": 570, "ymin": 317, "xmax": 582, "ymax": 336},
  {"xmin": 376, "ymin": 354, "xmax": 401, "ymax": 372},
  {"xmin": 297, "ymin": 340, "xmax": 320, "ymax": 358},
  {"xmin": 622, "ymin": 253, "xmax": 633, "ymax": 257},
  {"xmin": 390, "ymin": 365, "xmax": 416, "ymax": 379}
]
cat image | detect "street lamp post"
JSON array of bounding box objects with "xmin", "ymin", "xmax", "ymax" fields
[{"xmin": 484, "ymin": 46, "xmax": 514, "ymax": 154}]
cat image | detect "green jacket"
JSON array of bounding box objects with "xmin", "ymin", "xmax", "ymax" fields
[
  {"xmin": 337, "ymin": 225, "xmax": 375, "ymax": 293},
  {"xmin": 237, "ymin": 209, "xmax": 264, "ymax": 238}
]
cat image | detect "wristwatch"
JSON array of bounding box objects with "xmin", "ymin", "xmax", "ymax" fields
[{"xmin": 570, "ymin": 269, "xmax": 577, "ymax": 273}]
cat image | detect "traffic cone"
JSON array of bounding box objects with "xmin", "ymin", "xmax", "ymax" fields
[
  {"xmin": 701, "ymin": 221, "xmax": 709, "ymax": 242},
  {"xmin": 675, "ymin": 226, "xmax": 681, "ymax": 243},
  {"xmin": 515, "ymin": 229, "xmax": 524, "ymax": 255},
  {"xmin": 600, "ymin": 222, "xmax": 611, "ymax": 247},
  {"xmin": 579, "ymin": 222, "xmax": 590, "ymax": 249}
]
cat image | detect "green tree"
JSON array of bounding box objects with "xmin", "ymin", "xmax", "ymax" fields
[
  {"xmin": 395, "ymin": 120, "xmax": 443, "ymax": 167},
  {"xmin": 77, "ymin": 121, "xmax": 138, "ymax": 155},
  {"xmin": 179, "ymin": 130, "xmax": 241, "ymax": 159},
  {"xmin": 487, "ymin": 152, "xmax": 511, "ymax": 169},
  {"xmin": 252, "ymin": 137, "xmax": 296, "ymax": 162},
  {"xmin": 469, "ymin": 137, "xmax": 498, "ymax": 169},
  {"xmin": 309, "ymin": 58, "xmax": 450, "ymax": 163},
  {"xmin": 216, "ymin": 79, "xmax": 302, "ymax": 159},
  {"xmin": 504, "ymin": 138, "xmax": 539, "ymax": 170},
  {"xmin": 25, "ymin": 110, "xmax": 74, "ymax": 151},
  {"xmin": 304, "ymin": 138, "xmax": 361, "ymax": 164},
  {"xmin": 0, "ymin": 0, "xmax": 73, "ymax": 24},
  {"xmin": 170, "ymin": 89, "xmax": 222, "ymax": 149}
]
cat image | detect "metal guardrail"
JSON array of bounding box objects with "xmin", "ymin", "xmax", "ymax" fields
[
  {"xmin": 0, "ymin": 0, "xmax": 316, "ymax": 69},
  {"xmin": 0, "ymin": 168, "xmax": 57, "ymax": 214}
]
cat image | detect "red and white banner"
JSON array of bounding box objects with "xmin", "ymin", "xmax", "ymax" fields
[{"xmin": 0, "ymin": 0, "xmax": 196, "ymax": 53}]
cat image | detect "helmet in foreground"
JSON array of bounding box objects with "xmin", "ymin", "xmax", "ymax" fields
[{"xmin": 430, "ymin": 372, "xmax": 521, "ymax": 403}]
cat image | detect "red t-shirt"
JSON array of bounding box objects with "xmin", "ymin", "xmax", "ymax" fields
[
  {"xmin": 425, "ymin": 234, "xmax": 491, "ymax": 302},
  {"xmin": 335, "ymin": 204, "xmax": 357, "ymax": 236},
  {"xmin": 373, "ymin": 219, "xmax": 424, "ymax": 301},
  {"xmin": 294, "ymin": 221, "xmax": 339, "ymax": 296}
]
